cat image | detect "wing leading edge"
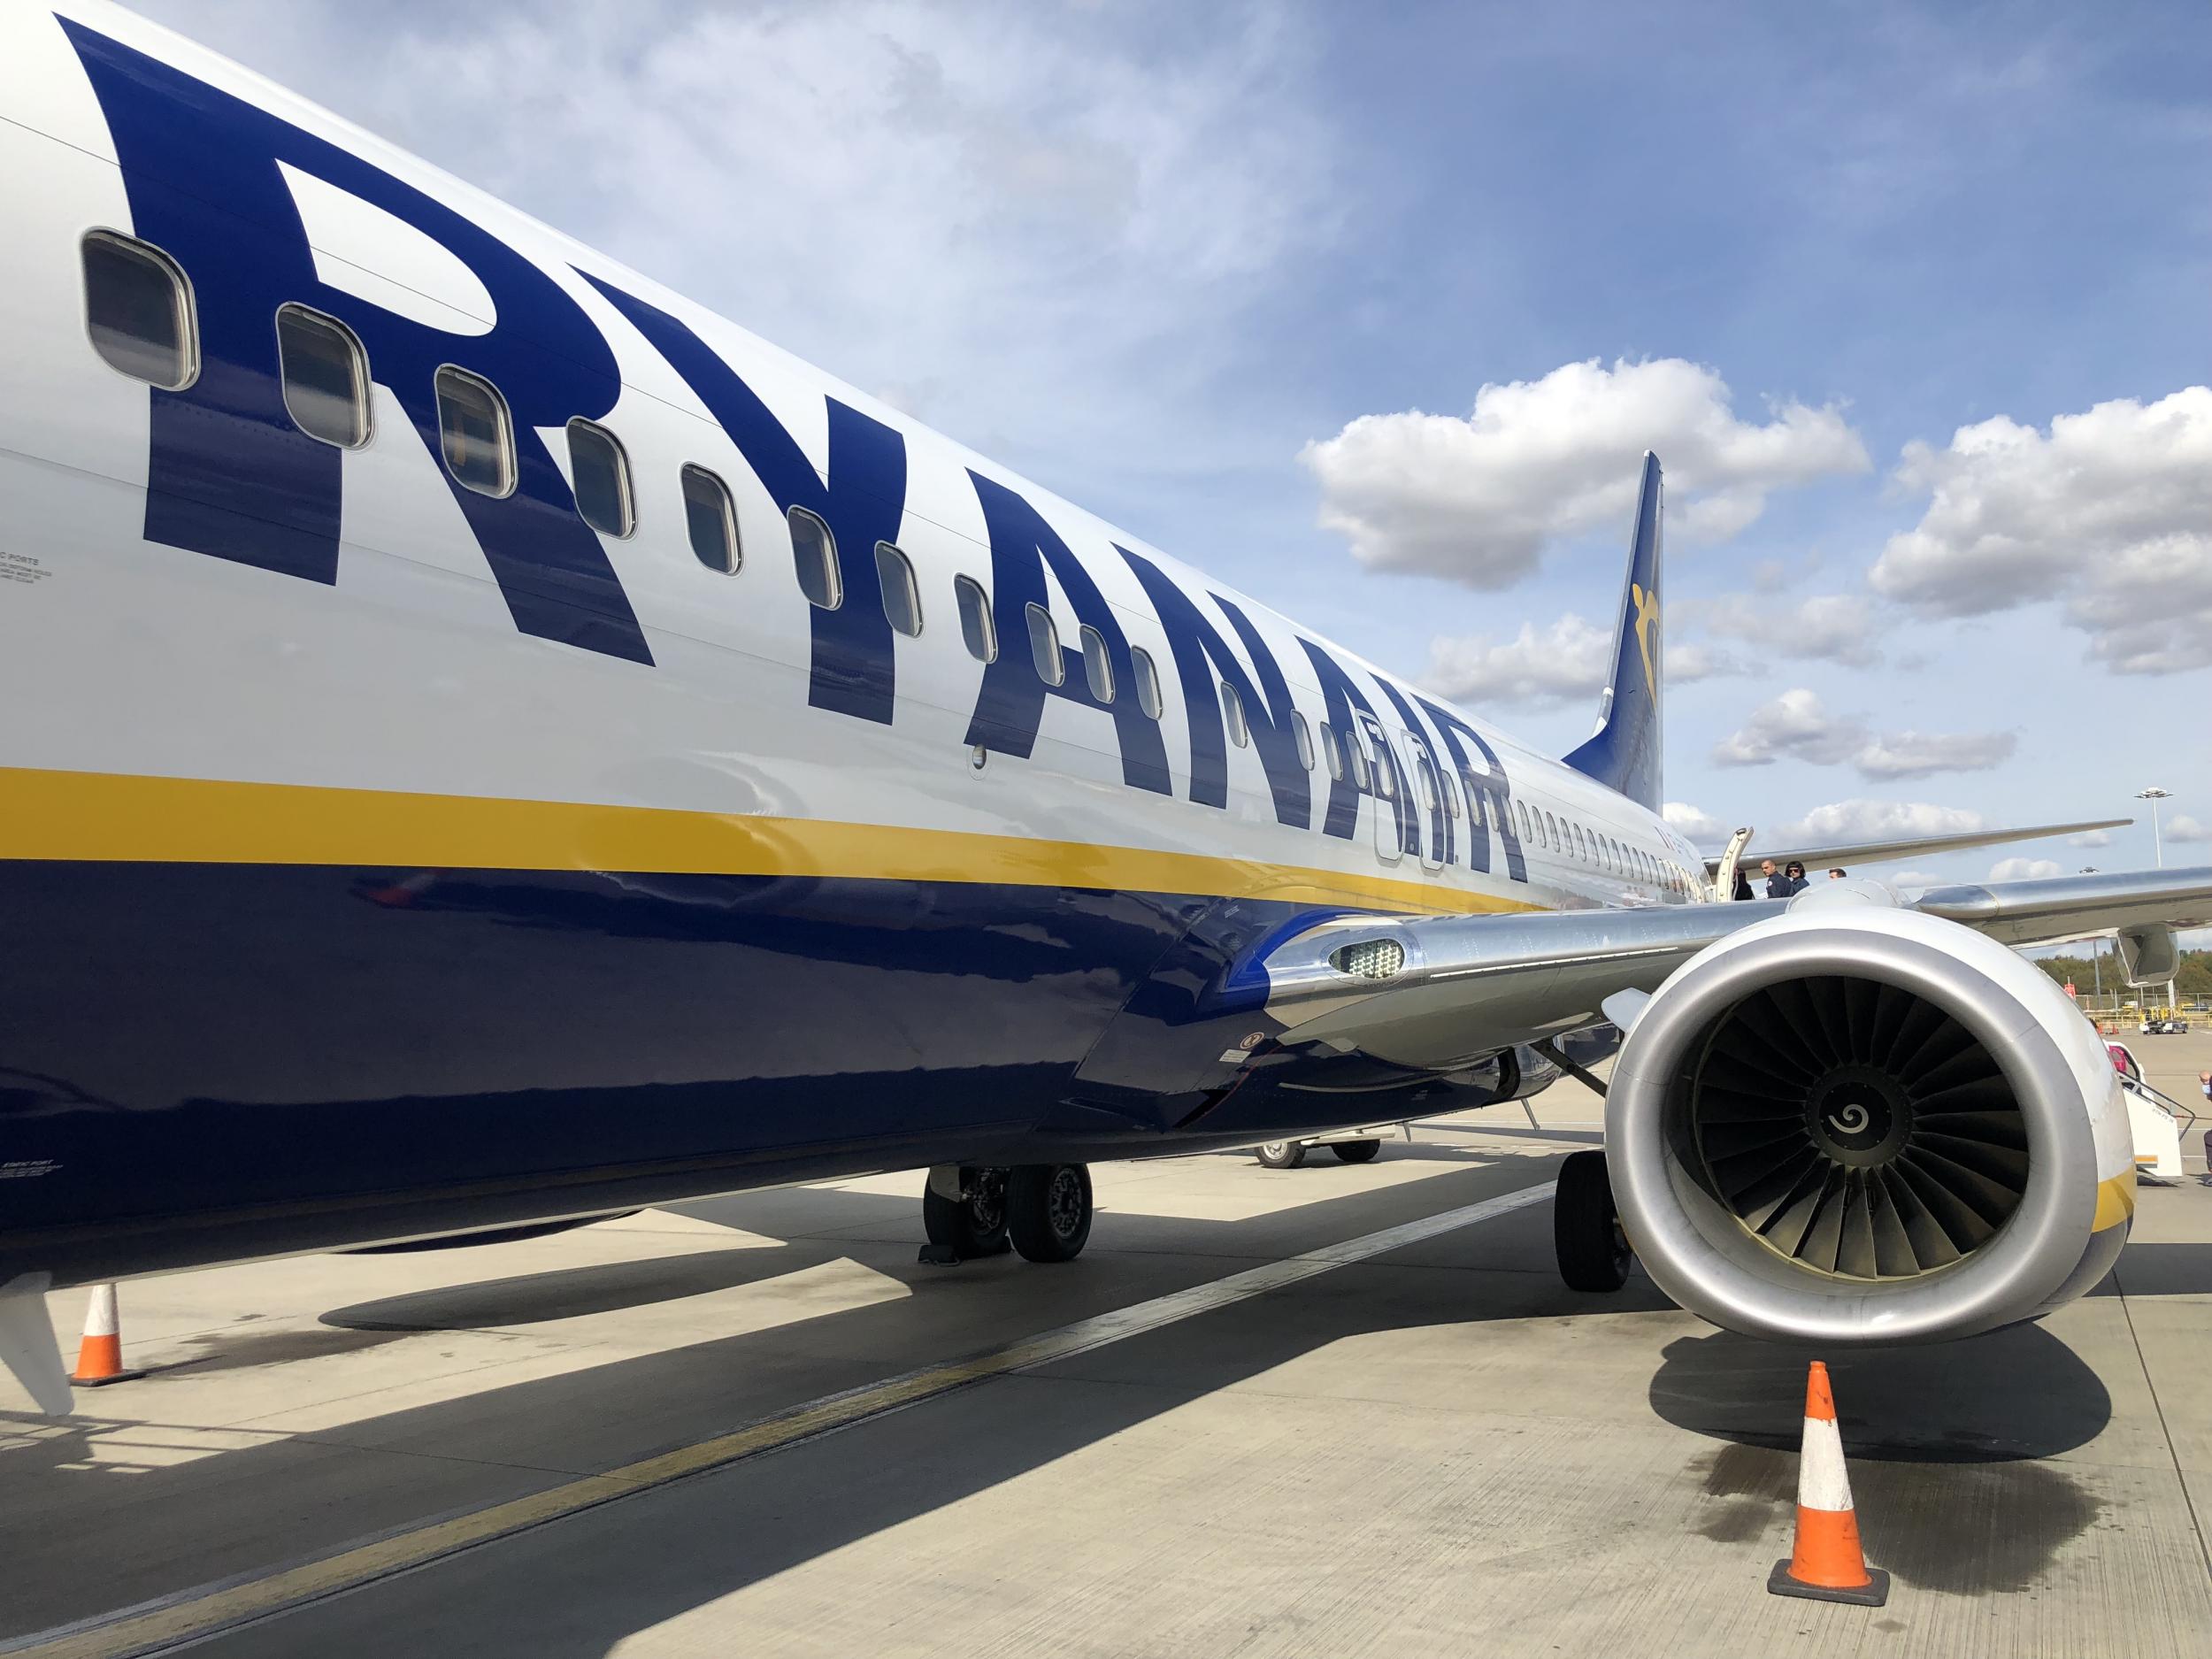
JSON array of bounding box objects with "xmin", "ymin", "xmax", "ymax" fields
[
  {"xmin": 1254, "ymin": 866, "xmax": 2212, "ymax": 1071},
  {"xmin": 1713, "ymin": 817, "xmax": 2131, "ymax": 876}
]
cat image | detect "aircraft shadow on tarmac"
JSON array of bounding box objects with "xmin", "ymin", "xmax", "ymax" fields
[{"xmin": 0, "ymin": 1162, "xmax": 2192, "ymax": 1645}]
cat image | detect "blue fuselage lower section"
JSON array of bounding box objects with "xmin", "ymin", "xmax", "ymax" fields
[{"xmin": 0, "ymin": 861, "xmax": 1481, "ymax": 1286}]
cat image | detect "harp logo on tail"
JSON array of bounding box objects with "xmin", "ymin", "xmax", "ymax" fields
[{"xmin": 1631, "ymin": 580, "xmax": 1661, "ymax": 701}]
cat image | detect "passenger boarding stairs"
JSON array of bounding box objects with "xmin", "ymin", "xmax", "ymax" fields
[{"xmin": 2122, "ymin": 1071, "xmax": 2198, "ymax": 1182}]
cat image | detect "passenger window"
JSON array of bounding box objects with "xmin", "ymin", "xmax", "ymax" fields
[
  {"xmin": 1320, "ymin": 722, "xmax": 1344, "ymax": 781},
  {"xmin": 788, "ymin": 506, "xmax": 841, "ymax": 608},
  {"xmin": 681, "ymin": 465, "xmax": 739, "ymax": 572},
  {"xmin": 1543, "ymin": 810, "xmax": 1558, "ymax": 850},
  {"xmin": 1132, "ymin": 647, "xmax": 1164, "ymax": 719},
  {"xmin": 1348, "ymin": 734, "xmax": 1372, "ymax": 790},
  {"xmin": 1221, "ymin": 683, "xmax": 1249, "ymax": 748},
  {"xmin": 876, "ymin": 542, "xmax": 921, "ymax": 637},
  {"xmin": 435, "ymin": 366, "xmax": 515, "ymax": 497},
  {"xmin": 1026, "ymin": 603, "xmax": 1064, "ymax": 686},
  {"xmin": 1080, "ymin": 625, "xmax": 1114, "ymax": 701},
  {"xmin": 1515, "ymin": 801, "xmax": 1531, "ymax": 845},
  {"xmin": 955, "ymin": 575, "xmax": 996, "ymax": 663},
  {"xmin": 276, "ymin": 304, "xmax": 369, "ymax": 448},
  {"xmin": 1468, "ymin": 786, "xmax": 1484, "ymax": 830},
  {"xmin": 1372, "ymin": 738, "xmax": 1395, "ymax": 798},
  {"xmin": 1292, "ymin": 711, "xmax": 1314, "ymax": 771},
  {"xmin": 566, "ymin": 419, "xmax": 634, "ymax": 537},
  {"xmin": 82, "ymin": 231, "xmax": 196, "ymax": 390}
]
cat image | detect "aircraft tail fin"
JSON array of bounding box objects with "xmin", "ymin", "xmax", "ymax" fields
[{"xmin": 1563, "ymin": 452, "xmax": 1664, "ymax": 810}]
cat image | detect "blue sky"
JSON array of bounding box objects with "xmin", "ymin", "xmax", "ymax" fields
[{"xmin": 135, "ymin": 0, "xmax": 2212, "ymax": 888}]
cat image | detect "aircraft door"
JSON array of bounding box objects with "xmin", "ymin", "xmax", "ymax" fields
[
  {"xmin": 1358, "ymin": 715, "xmax": 1409, "ymax": 865},
  {"xmin": 1404, "ymin": 731, "xmax": 1448, "ymax": 873}
]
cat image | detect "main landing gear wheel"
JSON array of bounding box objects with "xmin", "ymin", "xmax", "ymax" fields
[
  {"xmin": 1008, "ymin": 1164, "xmax": 1093, "ymax": 1263},
  {"xmin": 921, "ymin": 1166, "xmax": 1010, "ymax": 1262},
  {"xmin": 1554, "ymin": 1149, "xmax": 1631, "ymax": 1292},
  {"xmin": 1255, "ymin": 1141, "xmax": 1306, "ymax": 1169},
  {"xmin": 1331, "ymin": 1140, "xmax": 1382, "ymax": 1164}
]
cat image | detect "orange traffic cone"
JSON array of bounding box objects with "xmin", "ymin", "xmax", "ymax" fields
[
  {"xmin": 68, "ymin": 1284, "xmax": 144, "ymax": 1386},
  {"xmin": 1767, "ymin": 1361, "xmax": 1888, "ymax": 1605}
]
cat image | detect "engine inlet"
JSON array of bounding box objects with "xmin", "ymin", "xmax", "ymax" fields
[{"xmin": 1690, "ymin": 976, "xmax": 2028, "ymax": 1279}]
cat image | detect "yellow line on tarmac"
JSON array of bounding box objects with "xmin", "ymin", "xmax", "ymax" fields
[{"xmin": 8, "ymin": 1181, "xmax": 1557, "ymax": 1659}]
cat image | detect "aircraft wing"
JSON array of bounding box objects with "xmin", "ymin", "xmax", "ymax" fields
[
  {"xmin": 1251, "ymin": 866, "xmax": 2212, "ymax": 1071},
  {"xmin": 1913, "ymin": 866, "xmax": 2212, "ymax": 948},
  {"xmin": 1711, "ymin": 816, "xmax": 2131, "ymax": 875}
]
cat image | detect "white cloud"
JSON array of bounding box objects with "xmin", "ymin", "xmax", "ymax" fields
[
  {"xmin": 1711, "ymin": 689, "xmax": 2015, "ymax": 780},
  {"xmin": 1661, "ymin": 640, "xmax": 1749, "ymax": 684},
  {"xmin": 1892, "ymin": 869, "xmax": 1944, "ymax": 891},
  {"xmin": 1686, "ymin": 592, "xmax": 1879, "ymax": 666},
  {"xmin": 1870, "ymin": 388, "xmax": 2212, "ymax": 673},
  {"xmin": 1420, "ymin": 615, "xmax": 1610, "ymax": 707},
  {"xmin": 132, "ymin": 0, "xmax": 1336, "ymax": 477},
  {"xmin": 1713, "ymin": 688, "xmax": 1867, "ymax": 768},
  {"xmin": 1663, "ymin": 802, "xmax": 1730, "ymax": 844},
  {"xmin": 1989, "ymin": 856, "xmax": 2063, "ymax": 881},
  {"xmin": 1299, "ymin": 357, "xmax": 1870, "ymax": 588},
  {"xmin": 2067, "ymin": 829, "xmax": 2115, "ymax": 848},
  {"xmin": 2167, "ymin": 814, "xmax": 2211, "ymax": 843},
  {"xmin": 1419, "ymin": 613, "xmax": 1736, "ymax": 708},
  {"xmin": 1773, "ymin": 799, "xmax": 1986, "ymax": 845},
  {"xmin": 1851, "ymin": 729, "xmax": 2018, "ymax": 779}
]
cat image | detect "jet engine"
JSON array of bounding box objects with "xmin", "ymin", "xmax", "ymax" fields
[{"xmin": 1605, "ymin": 895, "xmax": 2134, "ymax": 1346}]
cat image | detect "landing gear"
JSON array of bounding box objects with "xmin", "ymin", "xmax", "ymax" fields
[
  {"xmin": 1555, "ymin": 1149, "xmax": 1631, "ymax": 1292},
  {"xmin": 1330, "ymin": 1139, "xmax": 1381, "ymax": 1164},
  {"xmin": 918, "ymin": 1165, "xmax": 1010, "ymax": 1263},
  {"xmin": 1255, "ymin": 1141, "xmax": 1305, "ymax": 1169},
  {"xmin": 1008, "ymin": 1164, "xmax": 1094, "ymax": 1263}
]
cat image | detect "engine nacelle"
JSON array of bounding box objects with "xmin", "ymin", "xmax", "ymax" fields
[{"xmin": 1607, "ymin": 894, "xmax": 2134, "ymax": 1346}]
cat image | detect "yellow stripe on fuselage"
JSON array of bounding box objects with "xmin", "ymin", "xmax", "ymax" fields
[
  {"xmin": 2093, "ymin": 1167, "xmax": 2137, "ymax": 1233},
  {"xmin": 0, "ymin": 765, "xmax": 1540, "ymax": 917}
]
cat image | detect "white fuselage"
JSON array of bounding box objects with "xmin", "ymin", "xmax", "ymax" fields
[{"xmin": 0, "ymin": 0, "xmax": 1702, "ymax": 1288}]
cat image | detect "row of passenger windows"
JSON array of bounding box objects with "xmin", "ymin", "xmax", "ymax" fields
[
  {"xmin": 81, "ymin": 232, "xmax": 1699, "ymax": 896},
  {"xmin": 1510, "ymin": 799, "xmax": 1697, "ymax": 895}
]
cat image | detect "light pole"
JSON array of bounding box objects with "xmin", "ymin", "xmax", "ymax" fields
[
  {"xmin": 2081, "ymin": 869, "xmax": 2102, "ymax": 1003},
  {"xmin": 2135, "ymin": 787, "xmax": 2175, "ymax": 1015},
  {"xmin": 2138, "ymin": 787, "xmax": 2171, "ymax": 868}
]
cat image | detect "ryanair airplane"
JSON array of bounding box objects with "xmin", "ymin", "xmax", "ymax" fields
[{"xmin": 4, "ymin": 2, "xmax": 2208, "ymax": 1412}]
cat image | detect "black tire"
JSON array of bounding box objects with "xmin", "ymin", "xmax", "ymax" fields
[
  {"xmin": 1255, "ymin": 1141, "xmax": 1306, "ymax": 1169},
  {"xmin": 1555, "ymin": 1149, "xmax": 1631, "ymax": 1292},
  {"xmin": 1009, "ymin": 1164, "xmax": 1093, "ymax": 1262},
  {"xmin": 1331, "ymin": 1139, "xmax": 1383, "ymax": 1164},
  {"xmin": 923, "ymin": 1168, "xmax": 1010, "ymax": 1257}
]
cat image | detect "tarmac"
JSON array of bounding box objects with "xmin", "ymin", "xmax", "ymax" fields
[{"xmin": 3, "ymin": 1033, "xmax": 2210, "ymax": 1657}]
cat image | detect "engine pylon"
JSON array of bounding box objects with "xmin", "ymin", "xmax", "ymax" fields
[{"xmin": 1767, "ymin": 1361, "xmax": 1889, "ymax": 1605}]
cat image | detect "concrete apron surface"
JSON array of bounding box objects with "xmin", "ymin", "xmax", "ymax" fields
[{"xmin": 3, "ymin": 1065, "xmax": 2211, "ymax": 1658}]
